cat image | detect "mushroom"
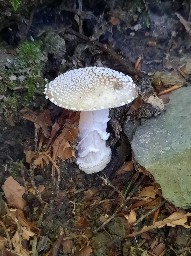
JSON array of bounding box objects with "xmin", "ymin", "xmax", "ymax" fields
[{"xmin": 44, "ymin": 67, "xmax": 137, "ymax": 174}]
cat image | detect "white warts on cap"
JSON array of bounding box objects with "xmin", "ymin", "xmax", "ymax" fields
[
  {"xmin": 44, "ymin": 67, "xmax": 137, "ymax": 111},
  {"xmin": 44, "ymin": 67, "xmax": 138, "ymax": 174}
]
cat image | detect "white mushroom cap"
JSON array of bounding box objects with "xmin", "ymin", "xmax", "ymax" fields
[{"xmin": 44, "ymin": 67, "xmax": 137, "ymax": 111}]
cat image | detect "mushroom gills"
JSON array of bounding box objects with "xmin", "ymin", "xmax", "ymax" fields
[{"xmin": 76, "ymin": 109, "xmax": 111, "ymax": 174}]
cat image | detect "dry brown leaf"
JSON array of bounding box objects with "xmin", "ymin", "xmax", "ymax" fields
[
  {"xmin": 83, "ymin": 188, "xmax": 98, "ymax": 201},
  {"xmin": 99, "ymin": 214, "xmax": 109, "ymax": 223},
  {"xmin": 2, "ymin": 176, "xmax": 26, "ymax": 210},
  {"xmin": 38, "ymin": 185, "xmax": 45, "ymax": 194},
  {"xmin": 62, "ymin": 239, "xmax": 73, "ymax": 254},
  {"xmin": 116, "ymin": 161, "xmax": 134, "ymax": 175},
  {"xmin": 21, "ymin": 227, "xmax": 35, "ymax": 240},
  {"xmin": 24, "ymin": 150, "xmax": 36, "ymax": 164},
  {"xmin": 11, "ymin": 231, "xmax": 30, "ymax": 256},
  {"xmin": 33, "ymin": 152, "xmax": 50, "ymax": 168},
  {"xmin": 0, "ymin": 236, "xmax": 7, "ymax": 250},
  {"xmin": 128, "ymin": 211, "xmax": 191, "ymax": 237},
  {"xmin": 75, "ymin": 216, "xmax": 88, "ymax": 230},
  {"xmin": 52, "ymin": 126, "xmax": 78, "ymax": 161},
  {"xmin": 128, "ymin": 96, "xmax": 143, "ymax": 113},
  {"xmin": 15, "ymin": 209, "xmax": 38, "ymax": 232},
  {"xmin": 126, "ymin": 210, "xmax": 137, "ymax": 225},
  {"xmin": 151, "ymin": 242, "xmax": 165, "ymax": 256},
  {"xmin": 78, "ymin": 245, "xmax": 93, "ymax": 256},
  {"xmin": 139, "ymin": 186, "xmax": 157, "ymax": 199}
]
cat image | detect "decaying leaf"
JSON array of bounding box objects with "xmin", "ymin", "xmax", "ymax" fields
[
  {"xmin": 125, "ymin": 209, "xmax": 137, "ymax": 225},
  {"xmin": 139, "ymin": 186, "xmax": 158, "ymax": 200},
  {"xmin": 151, "ymin": 242, "xmax": 165, "ymax": 256},
  {"xmin": 33, "ymin": 152, "xmax": 51, "ymax": 168},
  {"xmin": 128, "ymin": 211, "xmax": 191, "ymax": 237},
  {"xmin": 2, "ymin": 176, "xmax": 26, "ymax": 210},
  {"xmin": 23, "ymin": 109, "xmax": 79, "ymax": 176},
  {"xmin": 21, "ymin": 227, "xmax": 35, "ymax": 241},
  {"xmin": 62, "ymin": 239, "xmax": 73, "ymax": 254},
  {"xmin": 0, "ymin": 236, "xmax": 7, "ymax": 250},
  {"xmin": 83, "ymin": 188, "xmax": 99, "ymax": 201},
  {"xmin": 78, "ymin": 245, "xmax": 93, "ymax": 256},
  {"xmin": 11, "ymin": 231, "xmax": 30, "ymax": 256},
  {"xmin": 75, "ymin": 216, "xmax": 88, "ymax": 230},
  {"xmin": 116, "ymin": 161, "xmax": 134, "ymax": 175}
]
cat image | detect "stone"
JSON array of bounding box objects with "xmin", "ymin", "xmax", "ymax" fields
[{"xmin": 131, "ymin": 87, "xmax": 191, "ymax": 208}]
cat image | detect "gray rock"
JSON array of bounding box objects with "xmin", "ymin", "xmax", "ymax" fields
[{"xmin": 131, "ymin": 87, "xmax": 191, "ymax": 208}]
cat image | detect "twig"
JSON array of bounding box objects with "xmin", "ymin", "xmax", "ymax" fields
[
  {"xmin": 94, "ymin": 206, "xmax": 122, "ymax": 233},
  {"xmin": 98, "ymin": 175, "xmax": 125, "ymax": 201},
  {"xmin": 158, "ymin": 84, "xmax": 183, "ymax": 95},
  {"xmin": 52, "ymin": 233, "xmax": 64, "ymax": 256},
  {"xmin": 133, "ymin": 201, "xmax": 165, "ymax": 226},
  {"xmin": 77, "ymin": 0, "xmax": 83, "ymax": 34},
  {"xmin": 175, "ymin": 12, "xmax": 191, "ymax": 35},
  {"xmin": 128, "ymin": 211, "xmax": 191, "ymax": 237}
]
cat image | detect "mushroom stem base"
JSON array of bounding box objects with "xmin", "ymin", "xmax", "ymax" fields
[{"xmin": 76, "ymin": 109, "xmax": 111, "ymax": 174}]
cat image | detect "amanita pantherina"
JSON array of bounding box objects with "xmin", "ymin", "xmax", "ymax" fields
[{"xmin": 44, "ymin": 67, "xmax": 137, "ymax": 174}]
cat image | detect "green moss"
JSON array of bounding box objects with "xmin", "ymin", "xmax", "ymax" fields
[
  {"xmin": 2, "ymin": 95, "xmax": 18, "ymax": 115},
  {"xmin": 16, "ymin": 41, "xmax": 44, "ymax": 99},
  {"xmin": 9, "ymin": 161, "xmax": 24, "ymax": 178},
  {"xmin": 0, "ymin": 40, "xmax": 45, "ymax": 120},
  {"xmin": 9, "ymin": 0, "xmax": 21, "ymax": 11}
]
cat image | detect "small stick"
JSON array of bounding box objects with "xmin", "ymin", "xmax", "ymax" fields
[
  {"xmin": 94, "ymin": 206, "xmax": 122, "ymax": 233},
  {"xmin": 133, "ymin": 201, "xmax": 165, "ymax": 227},
  {"xmin": 175, "ymin": 12, "xmax": 191, "ymax": 35},
  {"xmin": 158, "ymin": 84, "xmax": 183, "ymax": 95}
]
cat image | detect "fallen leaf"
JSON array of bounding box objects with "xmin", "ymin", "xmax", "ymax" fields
[
  {"xmin": 15, "ymin": 209, "xmax": 38, "ymax": 232},
  {"xmin": 2, "ymin": 177, "xmax": 26, "ymax": 210},
  {"xmin": 116, "ymin": 161, "xmax": 134, "ymax": 175},
  {"xmin": 139, "ymin": 186, "xmax": 157, "ymax": 199},
  {"xmin": 75, "ymin": 216, "xmax": 88, "ymax": 230},
  {"xmin": 78, "ymin": 245, "xmax": 93, "ymax": 256},
  {"xmin": 128, "ymin": 211, "xmax": 191, "ymax": 237},
  {"xmin": 83, "ymin": 188, "xmax": 98, "ymax": 201},
  {"xmin": 33, "ymin": 152, "xmax": 50, "ymax": 168},
  {"xmin": 128, "ymin": 96, "xmax": 143, "ymax": 113},
  {"xmin": 99, "ymin": 214, "xmax": 109, "ymax": 223},
  {"xmin": 21, "ymin": 227, "xmax": 35, "ymax": 240},
  {"xmin": 52, "ymin": 126, "xmax": 78, "ymax": 161},
  {"xmin": 62, "ymin": 239, "xmax": 73, "ymax": 254},
  {"xmin": 38, "ymin": 185, "xmax": 45, "ymax": 194},
  {"xmin": 11, "ymin": 231, "xmax": 30, "ymax": 256},
  {"xmin": 24, "ymin": 150, "xmax": 36, "ymax": 164},
  {"xmin": 127, "ymin": 210, "xmax": 137, "ymax": 225},
  {"xmin": 0, "ymin": 236, "xmax": 7, "ymax": 250},
  {"xmin": 151, "ymin": 242, "xmax": 165, "ymax": 256}
]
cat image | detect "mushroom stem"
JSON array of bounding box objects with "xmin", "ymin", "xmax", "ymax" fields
[{"xmin": 76, "ymin": 109, "xmax": 111, "ymax": 174}]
